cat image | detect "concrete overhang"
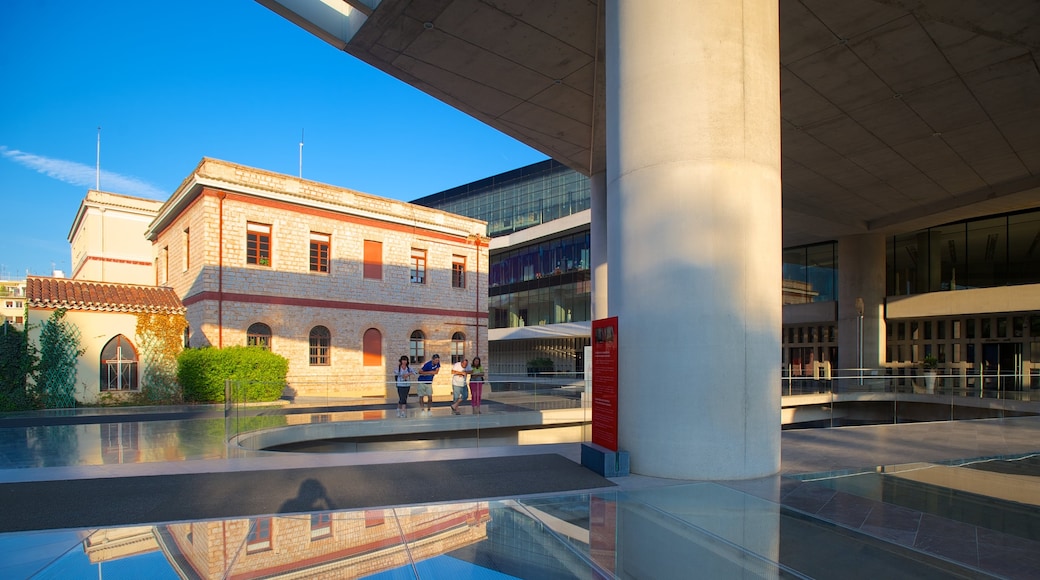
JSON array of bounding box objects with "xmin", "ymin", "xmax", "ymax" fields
[{"xmin": 258, "ymin": 0, "xmax": 1040, "ymax": 246}]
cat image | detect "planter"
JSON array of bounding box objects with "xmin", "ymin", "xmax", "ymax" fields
[{"xmin": 924, "ymin": 370, "xmax": 937, "ymax": 394}]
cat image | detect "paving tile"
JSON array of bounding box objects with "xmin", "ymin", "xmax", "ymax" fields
[
  {"xmin": 859, "ymin": 501, "xmax": 922, "ymax": 546},
  {"xmin": 914, "ymin": 513, "xmax": 979, "ymax": 567}
]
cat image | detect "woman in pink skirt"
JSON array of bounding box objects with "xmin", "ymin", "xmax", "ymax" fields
[{"xmin": 468, "ymin": 357, "xmax": 485, "ymax": 414}]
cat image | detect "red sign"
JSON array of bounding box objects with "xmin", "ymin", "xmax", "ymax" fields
[{"xmin": 591, "ymin": 317, "xmax": 618, "ymax": 451}]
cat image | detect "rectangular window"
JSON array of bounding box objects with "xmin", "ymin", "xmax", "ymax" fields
[
  {"xmin": 160, "ymin": 246, "xmax": 169, "ymax": 284},
  {"xmin": 411, "ymin": 248, "xmax": 427, "ymax": 284},
  {"xmin": 183, "ymin": 227, "xmax": 190, "ymax": 271},
  {"xmin": 247, "ymin": 517, "xmax": 272, "ymax": 553},
  {"xmin": 365, "ymin": 510, "xmax": 385, "ymax": 528},
  {"xmin": 310, "ymin": 232, "xmax": 330, "ymax": 273},
  {"xmin": 363, "ymin": 240, "xmax": 382, "ymax": 279},
  {"xmin": 247, "ymin": 222, "xmax": 272, "ymax": 266},
  {"xmin": 311, "ymin": 513, "xmax": 332, "ymax": 540},
  {"xmin": 452, "ymin": 255, "xmax": 466, "ymax": 288}
]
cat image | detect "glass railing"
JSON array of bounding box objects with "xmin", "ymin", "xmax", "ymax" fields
[
  {"xmin": 782, "ymin": 366, "xmax": 1040, "ymax": 399},
  {"xmin": 224, "ymin": 373, "xmax": 592, "ymax": 452}
]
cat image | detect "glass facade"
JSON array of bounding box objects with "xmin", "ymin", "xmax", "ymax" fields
[
  {"xmin": 887, "ymin": 208, "xmax": 1040, "ymax": 295},
  {"xmin": 411, "ymin": 159, "xmax": 589, "ymax": 237},
  {"xmin": 782, "ymin": 242, "xmax": 837, "ymax": 304},
  {"xmin": 415, "ymin": 160, "xmax": 593, "ymax": 333}
]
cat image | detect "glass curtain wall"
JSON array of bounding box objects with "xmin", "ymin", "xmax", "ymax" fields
[
  {"xmin": 782, "ymin": 242, "xmax": 837, "ymax": 304},
  {"xmin": 411, "ymin": 160, "xmax": 590, "ymax": 237},
  {"xmin": 489, "ymin": 231, "xmax": 591, "ymax": 329},
  {"xmin": 887, "ymin": 208, "xmax": 1040, "ymax": 295}
]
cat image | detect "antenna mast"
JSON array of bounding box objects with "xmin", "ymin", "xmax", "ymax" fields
[
  {"xmin": 299, "ymin": 129, "xmax": 304, "ymax": 178},
  {"xmin": 96, "ymin": 126, "xmax": 101, "ymax": 190}
]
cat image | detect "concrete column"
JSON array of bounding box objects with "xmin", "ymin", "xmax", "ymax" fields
[
  {"xmin": 837, "ymin": 234, "xmax": 887, "ymax": 377},
  {"xmin": 590, "ymin": 171, "xmax": 608, "ymax": 320},
  {"xmin": 606, "ymin": 0, "xmax": 781, "ymax": 479}
]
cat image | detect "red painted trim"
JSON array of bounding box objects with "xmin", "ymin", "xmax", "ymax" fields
[
  {"xmin": 218, "ymin": 192, "xmax": 225, "ymax": 348},
  {"xmin": 204, "ymin": 189, "xmax": 484, "ymax": 246},
  {"xmin": 71, "ymin": 255, "xmax": 153, "ymax": 279},
  {"xmin": 182, "ymin": 292, "xmax": 488, "ymax": 320}
]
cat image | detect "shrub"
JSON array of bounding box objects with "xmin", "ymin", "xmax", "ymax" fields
[
  {"xmin": 0, "ymin": 322, "xmax": 39, "ymax": 411},
  {"xmin": 177, "ymin": 346, "xmax": 288, "ymax": 403}
]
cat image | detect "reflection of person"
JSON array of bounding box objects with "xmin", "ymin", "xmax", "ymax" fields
[
  {"xmin": 393, "ymin": 355, "xmax": 414, "ymax": 418},
  {"xmin": 417, "ymin": 354, "xmax": 440, "ymax": 415},
  {"xmin": 450, "ymin": 358, "xmax": 469, "ymax": 414},
  {"xmin": 279, "ymin": 478, "xmax": 335, "ymax": 514},
  {"xmin": 468, "ymin": 357, "xmax": 485, "ymax": 414}
]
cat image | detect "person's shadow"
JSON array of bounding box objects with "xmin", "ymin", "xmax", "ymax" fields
[{"xmin": 279, "ymin": 478, "xmax": 336, "ymax": 514}]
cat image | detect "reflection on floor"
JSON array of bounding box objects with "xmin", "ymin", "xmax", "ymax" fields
[{"xmin": 1, "ymin": 408, "xmax": 1039, "ymax": 579}]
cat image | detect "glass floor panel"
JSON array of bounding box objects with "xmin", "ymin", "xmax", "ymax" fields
[{"xmin": 0, "ymin": 484, "xmax": 987, "ymax": 579}]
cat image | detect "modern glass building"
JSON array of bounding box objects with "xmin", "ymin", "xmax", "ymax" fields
[
  {"xmin": 418, "ymin": 162, "xmax": 1040, "ymax": 387},
  {"xmin": 412, "ymin": 159, "xmax": 588, "ymax": 238},
  {"xmin": 413, "ymin": 160, "xmax": 592, "ymax": 375}
]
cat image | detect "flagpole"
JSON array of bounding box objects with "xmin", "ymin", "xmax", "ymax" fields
[{"xmin": 299, "ymin": 128, "xmax": 304, "ymax": 178}]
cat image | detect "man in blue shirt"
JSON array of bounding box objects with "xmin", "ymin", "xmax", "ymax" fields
[{"xmin": 417, "ymin": 354, "xmax": 440, "ymax": 415}]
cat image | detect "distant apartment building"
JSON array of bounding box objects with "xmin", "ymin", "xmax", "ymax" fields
[
  {"xmin": 145, "ymin": 158, "xmax": 489, "ymax": 398},
  {"xmin": 68, "ymin": 190, "xmax": 164, "ymax": 284},
  {"xmin": 0, "ymin": 279, "xmax": 27, "ymax": 330}
]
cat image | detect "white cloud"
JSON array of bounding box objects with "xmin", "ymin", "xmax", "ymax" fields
[{"xmin": 1, "ymin": 146, "xmax": 167, "ymax": 199}]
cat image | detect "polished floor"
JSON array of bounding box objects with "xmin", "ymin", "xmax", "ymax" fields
[{"xmin": 1, "ymin": 403, "xmax": 1039, "ymax": 578}]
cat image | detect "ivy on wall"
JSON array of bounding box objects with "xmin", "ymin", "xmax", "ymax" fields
[
  {"xmin": 0, "ymin": 322, "xmax": 39, "ymax": 411},
  {"xmin": 37, "ymin": 309, "xmax": 83, "ymax": 408},
  {"xmin": 135, "ymin": 312, "xmax": 188, "ymax": 404}
]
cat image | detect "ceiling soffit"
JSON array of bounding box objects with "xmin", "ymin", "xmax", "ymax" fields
[{"xmin": 262, "ymin": 0, "xmax": 1040, "ymax": 246}]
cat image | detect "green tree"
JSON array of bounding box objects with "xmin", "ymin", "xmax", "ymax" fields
[{"xmin": 37, "ymin": 309, "xmax": 83, "ymax": 408}]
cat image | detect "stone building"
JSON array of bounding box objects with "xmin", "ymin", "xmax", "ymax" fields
[
  {"xmin": 146, "ymin": 158, "xmax": 489, "ymax": 399},
  {"xmin": 68, "ymin": 190, "xmax": 164, "ymax": 285}
]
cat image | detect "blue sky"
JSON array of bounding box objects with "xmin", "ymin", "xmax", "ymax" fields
[{"xmin": 0, "ymin": 0, "xmax": 545, "ymax": 279}]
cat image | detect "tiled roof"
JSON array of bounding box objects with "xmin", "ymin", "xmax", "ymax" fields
[{"xmin": 26, "ymin": 276, "xmax": 185, "ymax": 315}]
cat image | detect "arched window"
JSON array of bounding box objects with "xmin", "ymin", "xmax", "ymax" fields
[
  {"xmin": 451, "ymin": 332, "xmax": 466, "ymax": 364},
  {"xmin": 100, "ymin": 335, "xmax": 138, "ymax": 391},
  {"xmin": 247, "ymin": 323, "xmax": 272, "ymax": 350},
  {"xmin": 363, "ymin": 328, "xmax": 382, "ymax": 367},
  {"xmin": 309, "ymin": 326, "xmax": 331, "ymax": 366},
  {"xmin": 409, "ymin": 330, "xmax": 425, "ymax": 364}
]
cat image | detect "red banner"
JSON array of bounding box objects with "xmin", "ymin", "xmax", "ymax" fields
[{"xmin": 591, "ymin": 317, "xmax": 619, "ymax": 451}]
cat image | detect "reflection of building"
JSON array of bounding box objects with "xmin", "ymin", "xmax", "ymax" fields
[
  {"xmin": 145, "ymin": 158, "xmax": 489, "ymax": 398},
  {"xmin": 781, "ymin": 279, "xmax": 820, "ymax": 305},
  {"xmin": 159, "ymin": 504, "xmax": 490, "ymax": 579},
  {"xmin": 84, "ymin": 527, "xmax": 160, "ymax": 564}
]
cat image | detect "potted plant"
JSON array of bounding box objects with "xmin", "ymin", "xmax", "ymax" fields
[
  {"xmin": 922, "ymin": 355, "xmax": 938, "ymax": 393},
  {"xmin": 526, "ymin": 357, "xmax": 554, "ymax": 377}
]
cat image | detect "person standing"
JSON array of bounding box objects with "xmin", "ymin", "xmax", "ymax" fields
[
  {"xmin": 393, "ymin": 355, "xmax": 414, "ymax": 417},
  {"xmin": 468, "ymin": 357, "xmax": 485, "ymax": 414},
  {"xmin": 450, "ymin": 358, "xmax": 469, "ymax": 415},
  {"xmin": 417, "ymin": 354, "xmax": 440, "ymax": 415}
]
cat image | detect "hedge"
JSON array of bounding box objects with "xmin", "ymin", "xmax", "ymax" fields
[{"xmin": 177, "ymin": 346, "xmax": 288, "ymax": 403}]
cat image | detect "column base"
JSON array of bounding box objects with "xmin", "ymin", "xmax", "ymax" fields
[{"xmin": 581, "ymin": 443, "xmax": 630, "ymax": 477}]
